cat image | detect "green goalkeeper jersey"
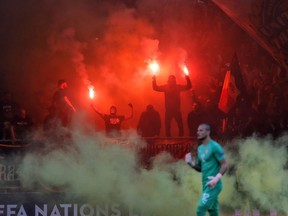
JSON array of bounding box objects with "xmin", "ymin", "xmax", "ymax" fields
[{"xmin": 196, "ymin": 139, "xmax": 225, "ymax": 186}]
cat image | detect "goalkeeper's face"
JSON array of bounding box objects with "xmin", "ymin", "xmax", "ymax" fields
[{"xmin": 197, "ymin": 125, "xmax": 210, "ymax": 141}]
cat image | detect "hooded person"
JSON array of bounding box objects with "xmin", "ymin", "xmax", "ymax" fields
[
  {"xmin": 152, "ymin": 74, "xmax": 192, "ymax": 137},
  {"xmin": 137, "ymin": 104, "xmax": 161, "ymax": 137}
]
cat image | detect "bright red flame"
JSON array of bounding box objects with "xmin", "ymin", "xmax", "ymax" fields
[
  {"xmin": 183, "ymin": 65, "xmax": 189, "ymax": 75},
  {"xmin": 88, "ymin": 85, "xmax": 95, "ymax": 99},
  {"xmin": 148, "ymin": 60, "xmax": 160, "ymax": 75}
]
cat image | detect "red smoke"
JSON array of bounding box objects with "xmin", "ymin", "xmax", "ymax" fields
[{"xmin": 0, "ymin": 0, "xmax": 261, "ymax": 136}]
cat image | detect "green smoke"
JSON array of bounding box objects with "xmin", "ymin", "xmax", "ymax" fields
[
  {"xmin": 19, "ymin": 126, "xmax": 202, "ymax": 216},
  {"xmin": 18, "ymin": 126, "xmax": 288, "ymax": 215},
  {"xmin": 220, "ymin": 135, "xmax": 288, "ymax": 214}
]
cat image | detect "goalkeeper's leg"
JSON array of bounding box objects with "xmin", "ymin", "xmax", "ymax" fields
[
  {"xmin": 208, "ymin": 199, "xmax": 220, "ymax": 216},
  {"xmin": 196, "ymin": 185, "xmax": 222, "ymax": 216}
]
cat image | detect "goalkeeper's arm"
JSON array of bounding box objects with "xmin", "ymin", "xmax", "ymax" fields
[
  {"xmin": 206, "ymin": 159, "xmax": 228, "ymax": 188},
  {"xmin": 185, "ymin": 153, "xmax": 201, "ymax": 172},
  {"xmin": 188, "ymin": 162, "xmax": 201, "ymax": 172}
]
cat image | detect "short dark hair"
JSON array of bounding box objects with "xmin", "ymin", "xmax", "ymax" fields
[
  {"xmin": 110, "ymin": 106, "xmax": 117, "ymax": 111},
  {"xmin": 146, "ymin": 104, "xmax": 154, "ymax": 111},
  {"xmin": 58, "ymin": 79, "xmax": 66, "ymax": 86},
  {"xmin": 200, "ymin": 123, "xmax": 211, "ymax": 131}
]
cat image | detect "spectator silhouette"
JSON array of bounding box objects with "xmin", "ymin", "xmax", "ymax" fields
[
  {"xmin": 187, "ymin": 102, "xmax": 204, "ymax": 137},
  {"xmin": 12, "ymin": 108, "xmax": 33, "ymax": 143},
  {"xmin": 0, "ymin": 91, "xmax": 18, "ymax": 141},
  {"xmin": 137, "ymin": 104, "xmax": 161, "ymax": 137},
  {"xmin": 91, "ymin": 103, "xmax": 133, "ymax": 138},
  {"xmin": 52, "ymin": 79, "xmax": 76, "ymax": 127},
  {"xmin": 201, "ymin": 99, "xmax": 223, "ymax": 137},
  {"xmin": 152, "ymin": 74, "xmax": 191, "ymax": 137}
]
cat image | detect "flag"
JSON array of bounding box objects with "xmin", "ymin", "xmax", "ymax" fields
[
  {"xmin": 218, "ymin": 70, "xmax": 239, "ymax": 113},
  {"xmin": 230, "ymin": 53, "xmax": 246, "ymax": 95},
  {"xmin": 218, "ymin": 53, "xmax": 245, "ymax": 113}
]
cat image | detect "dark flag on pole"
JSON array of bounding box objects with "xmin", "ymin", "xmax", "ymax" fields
[
  {"xmin": 218, "ymin": 53, "xmax": 246, "ymax": 113},
  {"xmin": 230, "ymin": 53, "xmax": 246, "ymax": 96}
]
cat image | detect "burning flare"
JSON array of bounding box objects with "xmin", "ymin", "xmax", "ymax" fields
[
  {"xmin": 182, "ymin": 65, "xmax": 189, "ymax": 75},
  {"xmin": 148, "ymin": 60, "xmax": 160, "ymax": 75},
  {"xmin": 88, "ymin": 85, "xmax": 95, "ymax": 99}
]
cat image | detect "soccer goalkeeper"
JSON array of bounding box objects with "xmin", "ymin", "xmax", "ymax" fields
[{"xmin": 185, "ymin": 123, "xmax": 228, "ymax": 216}]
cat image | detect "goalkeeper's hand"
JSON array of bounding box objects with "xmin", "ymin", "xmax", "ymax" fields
[
  {"xmin": 185, "ymin": 153, "xmax": 193, "ymax": 165},
  {"xmin": 206, "ymin": 173, "xmax": 222, "ymax": 188}
]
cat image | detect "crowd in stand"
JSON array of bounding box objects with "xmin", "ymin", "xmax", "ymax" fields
[
  {"xmin": 1, "ymin": 52, "xmax": 288, "ymax": 143},
  {"xmin": 1, "ymin": 56, "xmax": 287, "ymax": 144},
  {"xmin": 1, "ymin": 31, "xmax": 288, "ymax": 142},
  {"xmin": 187, "ymin": 52, "xmax": 288, "ymax": 139},
  {"xmin": 1, "ymin": 1, "xmax": 287, "ymax": 143},
  {"xmin": 0, "ymin": 91, "xmax": 34, "ymax": 143}
]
